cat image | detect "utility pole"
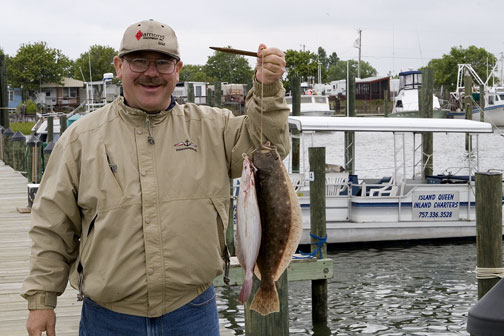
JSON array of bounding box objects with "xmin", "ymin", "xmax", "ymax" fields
[{"xmin": 357, "ymin": 29, "xmax": 362, "ymax": 79}]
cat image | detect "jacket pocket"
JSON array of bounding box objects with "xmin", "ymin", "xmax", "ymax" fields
[
  {"xmin": 210, "ymin": 197, "xmax": 229, "ymax": 257},
  {"xmin": 103, "ymin": 144, "xmax": 124, "ymax": 194}
]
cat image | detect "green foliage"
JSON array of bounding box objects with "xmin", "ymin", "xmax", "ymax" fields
[
  {"xmin": 6, "ymin": 42, "xmax": 73, "ymax": 93},
  {"xmin": 180, "ymin": 64, "xmax": 215, "ymax": 83},
  {"xmin": 10, "ymin": 122, "xmax": 35, "ymax": 135},
  {"xmin": 327, "ymin": 59, "xmax": 377, "ymax": 81},
  {"xmin": 25, "ymin": 99, "xmax": 37, "ymax": 114},
  {"xmin": 285, "ymin": 49, "xmax": 319, "ymax": 83},
  {"xmin": 203, "ymin": 48, "xmax": 254, "ymax": 86},
  {"xmin": 284, "ymin": 47, "xmax": 376, "ymax": 91},
  {"xmin": 73, "ymin": 45, "xmax": 117, "ymax": 82},
  {"xmin": 426, "ymin": 45, "xmax": 497, "ymax": 92}
]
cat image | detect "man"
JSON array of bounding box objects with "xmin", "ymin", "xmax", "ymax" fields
[{"xmin": 22, "ymin": 19, "xmax": 289, "ymax": 335}]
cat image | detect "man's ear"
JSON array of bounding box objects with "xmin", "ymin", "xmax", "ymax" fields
[{"xmin": 113, "ymin": 56, "xmax": 123, "ymax": 79}]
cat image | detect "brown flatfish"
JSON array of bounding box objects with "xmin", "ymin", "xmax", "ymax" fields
[{"xmin": 250, "ymin": 142, "xmax": 303, "ymax": 315}]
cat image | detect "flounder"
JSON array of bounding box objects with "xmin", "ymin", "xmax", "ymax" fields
[
  {"xmin": 235, "ymin": 155, "xmax": 262, "ymax": 304},
  {"xmin": 249, "ymin": 142, "xmax": 303, "ymax": 315}
]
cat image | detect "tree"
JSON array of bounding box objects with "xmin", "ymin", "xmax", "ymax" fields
[
  {"xmin": 327, "ymin": 59, "xmax": 377, "ymax": 81},
  {"xmin": 426, "ymin": 45, "xmax": 497, "ymax": 92},
  {"xmin": 180, "ymin": 64, "xmax": 215, "ymax": 83},
  {"xmin": 73, "ymin": 45, "xmax": 117, "ymax": 82},
  {"xmin": 284, "ymin": 49, "xmax": 319, "ymax": 91},
  {"xmin": 203, "ymin": 48, "xmax": 254, "ymax": 87},
  {"xmin": 6, "ymin": 42, "xmax": 73, "ymax": 97}
]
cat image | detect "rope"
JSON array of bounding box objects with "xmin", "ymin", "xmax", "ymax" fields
[
  {"xmin": 475, "ymin": 267, "xmax": 504, "ymax": 280},
  {"xmin": 293, "ymin": 233, "xmax": 327, "ymax": 259}
]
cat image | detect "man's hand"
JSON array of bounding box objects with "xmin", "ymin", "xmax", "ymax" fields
[
  {"xmin": 255, "ymin": 44, "xmax": 286, "ymax": 85},
  {"xmin": 26, "ymin": 310, "xmax": 56, "ymax": 336}
]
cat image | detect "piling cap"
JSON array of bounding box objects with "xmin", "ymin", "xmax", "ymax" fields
[
  {"xmin": 3, "ymin": 127, "xmax": 14, "ymax": 137},
  {"xmin": 11, "ymin": 131, "xmax": 26, "ymax": 142},
  {"xmin": 43, "ymin": 141, "xmax": 55, "ymax": 154},
  {"xmin": 467, "ymin": 278, "xmax": 504, "ymax": 334},
  {"xmin": 118, "ymin": 19, "xmax": 180, "ymax": 60},
  {"xmin": 27, "ymin": 134, "xmax": 42, "ymax": 145}
]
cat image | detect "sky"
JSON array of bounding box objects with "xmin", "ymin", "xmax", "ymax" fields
[{"xmin": 2, "ymin": 0, "xmax": 504, "ymax": 79}]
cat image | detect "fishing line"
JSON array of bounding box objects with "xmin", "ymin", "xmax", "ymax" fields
[{"xmin": 260, "ymin": 49, "xmax": 264, "ymax": 146}]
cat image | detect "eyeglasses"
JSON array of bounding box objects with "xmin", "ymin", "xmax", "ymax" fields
[{"xmin": 124, "ymin": 57, "xmax": 178, "ymax": 74}]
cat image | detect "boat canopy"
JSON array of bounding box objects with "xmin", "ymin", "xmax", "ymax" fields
[
  {"xmin": 288, "ymin": 116, "xmax": 494, "ymax": 134},
  {"xmin": 399, "ymin": 70, "xmax": 422, "ymax": 76}
]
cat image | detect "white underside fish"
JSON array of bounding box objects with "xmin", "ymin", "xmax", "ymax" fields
[{"xmin": 235, "ymin": 154, "xmax": 262, "ymax": 304}]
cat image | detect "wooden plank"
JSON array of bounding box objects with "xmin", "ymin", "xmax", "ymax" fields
[{"xmin": 213, "ymin": 256, "xmax": 333, "ymax": 287}]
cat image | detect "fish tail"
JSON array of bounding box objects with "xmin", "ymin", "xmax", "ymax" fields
[
  {"xmin": 249, "ymin": 284, "xmax": 279, "ymax": 316},
  {"xmin": 238, "ymin": 271, "xmax": 254, "ymax": 304}
]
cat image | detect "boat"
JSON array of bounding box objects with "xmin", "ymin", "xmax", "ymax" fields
[
  {"xmin": 390, "ymin": 70, "xmax": 448, "ymax": 118},
  {"xmin": 285, "ymin": 95, "xmax": 333, "ymax": 116},
  {"xmin": 286, "ymin": 116, "xmax": 500, "ymax": 244},
  {"xmin": 450, "ymin": 87, "xmax": 504, "ymax": 127},
  {"xmin": 448, "ymin": 64, "xmax": 504, "ymax": 126}
]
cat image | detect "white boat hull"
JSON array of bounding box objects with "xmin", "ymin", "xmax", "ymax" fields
[{"xmin": 471, "ymin": 105, "xmax": 504, "ymax": 126}]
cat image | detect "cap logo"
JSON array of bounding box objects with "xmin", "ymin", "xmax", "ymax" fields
[{"xmin": 136, "ymin": 30, "xmax": 143, "ymax": 40}]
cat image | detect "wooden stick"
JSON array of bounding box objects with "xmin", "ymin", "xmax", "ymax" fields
[{"xmin": 209, "ymin": 47, "xmax": 257, "ymax": 57}]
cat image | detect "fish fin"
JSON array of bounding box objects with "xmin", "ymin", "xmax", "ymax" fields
[
  {"xmin": 249, "ymin": 284, "xmax": 280, "ymax": 316},
  {"xmin": 253, "ymin": 264, "xmax": 262, "ymax": 280},
  {"xmin": 238, "ymin": 271, "xmax": 253, "ymax": 304}
]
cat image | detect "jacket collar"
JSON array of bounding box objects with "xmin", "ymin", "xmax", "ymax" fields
[{"xmin": 114, "ymin": 96, "xmax": 176, "ymax": 127}]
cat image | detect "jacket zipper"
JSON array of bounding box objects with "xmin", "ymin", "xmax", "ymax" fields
[{"xmin": 146, "ymin": 118, "xmax": 155, "ymax": 145}]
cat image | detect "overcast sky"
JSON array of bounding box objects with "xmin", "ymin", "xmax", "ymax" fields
[{"xmin": 2, "ymin": 0, "xmax": 503, "ymax": 78}]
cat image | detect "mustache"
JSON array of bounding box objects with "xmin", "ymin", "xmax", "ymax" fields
[{"xmin": 135, "ymin": 77, "xmax": 167, "ymax": 86}]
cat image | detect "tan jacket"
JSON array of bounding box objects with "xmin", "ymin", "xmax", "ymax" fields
[{"xmin": 21, "ymin": 79, "xmax": 290, "ymax": 317}]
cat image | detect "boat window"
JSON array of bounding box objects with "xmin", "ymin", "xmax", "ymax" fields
[
  {"xmin": 488, "ymin": 95, "xmax": 495, "ymax": 105},
  {"xmin": 301, "ymin": 97, "xmax": 312, "ymax": 103},
  {"xmin": 499, "ymin": 94, "xmax": 504, "ymax": 101},
  {"xmin": 396, "ymin": 100, "xmax": 403, "ymax": 108},
  {"xmin": 314, "ymin": 97, "xmax": 327, "ymax": 104}
]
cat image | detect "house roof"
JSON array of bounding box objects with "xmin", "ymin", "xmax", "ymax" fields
[{"xmin": 41, "ymin": 77, "xmax": 84, "ymax": 88}]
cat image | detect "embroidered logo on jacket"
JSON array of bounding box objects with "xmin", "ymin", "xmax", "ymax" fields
[{"xmin": 174, "ymin": 139, "xmax": 198, "ymax": 152}]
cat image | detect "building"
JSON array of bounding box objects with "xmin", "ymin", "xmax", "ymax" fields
[
  {"xmin": 329, "ymin": 76, "xmax": 391, "ymax": 100},
  {"xmin": 8, "ymin": 86, "xmax": 22, "ymax": 109},
  {"xmin": 173, "ymin": 82, "xmax": 208, "ymax": 104},
  {"xmin": 38, "ymin": 77, "xmax": 85, "ymax": 110}
]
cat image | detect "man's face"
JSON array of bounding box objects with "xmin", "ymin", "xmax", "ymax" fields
[{"xmin": 113, "ymin": 51, "xmax": 183, "ymax": 112}]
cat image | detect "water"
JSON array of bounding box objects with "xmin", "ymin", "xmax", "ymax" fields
[
  {"xmin": 217, "ymin": 130, "xmax": 504, "ymax": 335},
  {"xmin": 217, "ymin": 241, "xmax": 481, "ymax": 335}
]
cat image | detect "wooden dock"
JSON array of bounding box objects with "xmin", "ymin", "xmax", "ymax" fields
[{"xmin": 0, "ymin": 159, "xmax": 333, "ymax": 335}]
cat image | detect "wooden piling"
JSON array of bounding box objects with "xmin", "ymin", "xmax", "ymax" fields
[
  {"xmin": 419, "ymin": 68, "xmax": 433, "ymax": 177},
  {"xmin": 291, "ymin": 75, "xmax": 301, "ymax": 173},
  {"xmin": 60, "ymin": 115, "xmax": 67, "ymax": 135},
  {"xmin": 464, "ymin": 75, "xmax": 473, "ymax": 151},
  {"xmin": 187, "ymin": 83, "xmax": 195, "ymax": 103},
  {"xmin": 2, "ymin": 127, "xmax": 14, "ymax": 167},
  {"xmin": 475, "ymin": 172, "xmax": 503, "ymax": 299},
  {"xmin": 207, "ymin": 87, "xmax": 214, "ymax": 107},
  {"xmin": 214, "ymin": 82, "xmax": 222, "ymax": 108},
  {"xmin": 26, "ymin": 134, "xmax": 42, "ymax": 183},
  {"xmin": 345, "ymin": 75, "xmax": 355, "ymax": 174},
  {"xmin": 479, "ymin": 84, "xmax": 485, "ymax": 122},
  {"xmin": 0, "ymin": 125, "xmax": 4, "ymax": 161},
  {"xmin": 245, "ymin": 272, "xmax": 289, "ymax": 336},
  {"xmin": 309, "ymin": 147, "xmax": 328, "ymax": 328},
  {"xmin": 47, "ymin": 116, "xmax": 54, "ymax": 143},
  {"xmin": 0, "ymin": 53, "xmax": 9, "ymax": 129},
  {"xmin": 43, "ymin": 141, "xmax": 55, "ymax": 168},
  {"xmin": 383, "ymin": 89, "xmax": 389, "ymax": 117},
  {"xmin": 11, "ymin": 131, "xmax": 26, "ymax": 173}
]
